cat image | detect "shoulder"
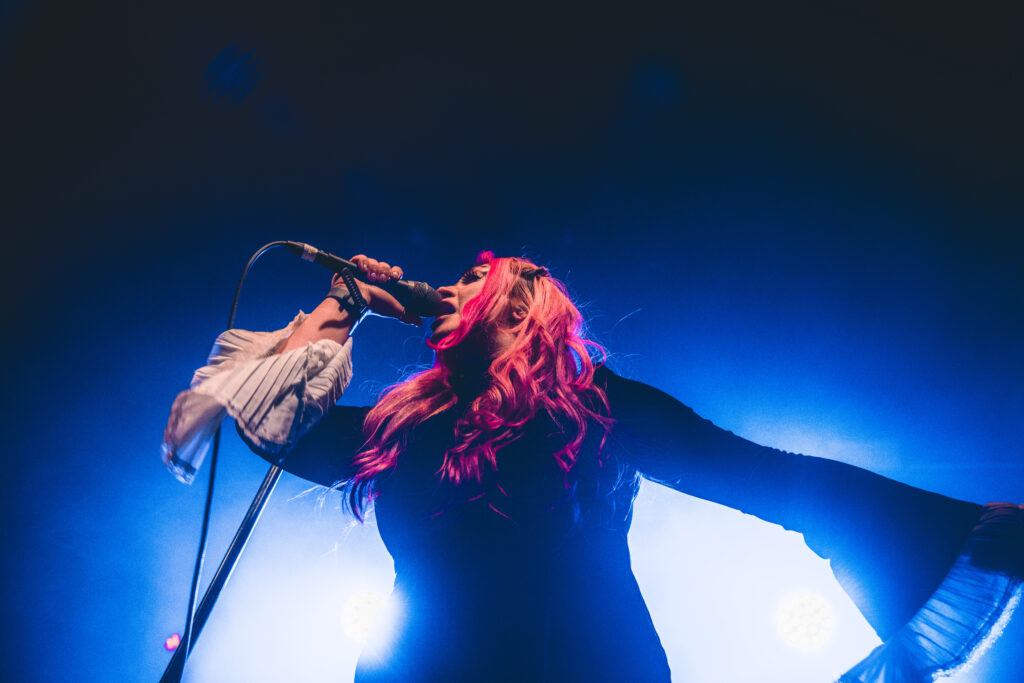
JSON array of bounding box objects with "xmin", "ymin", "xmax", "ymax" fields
[
  {"xmin": 593, "ymin": 364, "xmax": 658, "ymax": 411},
  {"xmin": 593, "ymin": 364, "xmax": 705, "ymax": 430}
]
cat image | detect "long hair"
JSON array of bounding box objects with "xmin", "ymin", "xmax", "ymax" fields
[{"xmin": 344, "ymin": 252, "xmax": 612, "ymax": 519}]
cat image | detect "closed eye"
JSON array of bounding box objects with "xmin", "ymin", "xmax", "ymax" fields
[{"xmin": 460, "ymin": 269, "xmax": 483, "ymax": 284}]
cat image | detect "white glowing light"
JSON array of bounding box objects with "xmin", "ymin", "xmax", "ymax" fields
[
  {"xmin": 340, "ymin": 591, "xmax": 391, "ymax": 644},
  {"xmin": 775, "ymin": 590, "xmax": 836, "ymax": 651}
]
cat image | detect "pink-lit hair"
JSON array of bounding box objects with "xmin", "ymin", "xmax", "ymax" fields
[{"xmin": 344, "ymin": 252, "xmax": 612, "ymax": 519}]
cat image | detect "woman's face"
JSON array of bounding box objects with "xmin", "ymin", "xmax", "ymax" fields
[{"xmin": 429, "ymin": 262, "xmax": 491, "ymax": 344}]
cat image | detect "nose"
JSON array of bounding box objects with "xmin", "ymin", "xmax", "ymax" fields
[{"xmin": 437, "ymin": 283, "xmax": 457, "ymax": 298}]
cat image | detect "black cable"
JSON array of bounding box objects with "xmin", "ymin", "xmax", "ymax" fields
[{"xmin": 171, "ymin": 241, "xmax": 291, "ymax": 681}]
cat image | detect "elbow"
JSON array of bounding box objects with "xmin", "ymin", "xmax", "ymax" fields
[{"xmin": 235, "ymin": 421, "xmax": 289, "ymax": 467}]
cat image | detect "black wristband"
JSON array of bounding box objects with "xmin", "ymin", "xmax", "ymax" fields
[
  {"xmin": 326, "ymin": 285, "xmax": 367, "ymax": 314},
  {"xmin": 326, "ymin": 268, "xmax": 369, "ymax": 331},
  {"xmin": 338, "ymin": 268, "xmax": 368, "ymax": 310}
]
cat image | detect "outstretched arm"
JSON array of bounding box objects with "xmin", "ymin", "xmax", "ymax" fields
[{"xmin": 597, "ymin": 366, "xmax": 983, "ymax": 641}]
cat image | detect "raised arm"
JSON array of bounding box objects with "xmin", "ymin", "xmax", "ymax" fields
[
  {"xmin": 279, "ymin": 255, "xmax": 421, "ymax": 352},
  {"xmin": 163, "ymin": 255, "xmax": 418, "ymax": 487}
]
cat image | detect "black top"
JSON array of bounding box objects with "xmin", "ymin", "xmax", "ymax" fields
[{"xmin": 248, "ymin": 367, "xmax": 981, "ymax": 682}]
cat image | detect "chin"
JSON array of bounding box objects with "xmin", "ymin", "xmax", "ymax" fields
[
  {"xmin": 429, "ymin": 316, "xmax": 459, "ymax": 343},
  {"xmin": 429, "ymin": 327, "xmax": 454, "ymax": 345}
]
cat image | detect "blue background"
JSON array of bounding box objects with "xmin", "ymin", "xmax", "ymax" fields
[{"xmin": 3, "ymin": 3, "xmax": 1021, "ymax": 681}]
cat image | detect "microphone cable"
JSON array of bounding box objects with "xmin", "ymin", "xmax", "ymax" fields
[{"xmin": 174, "ymin": 240, "xmax": 290, "ymax": 679}]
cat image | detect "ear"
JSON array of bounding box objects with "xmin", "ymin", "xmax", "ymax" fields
[{"xmin": 509, "ymin": 303, "xmax": 529, "ymax": 324}]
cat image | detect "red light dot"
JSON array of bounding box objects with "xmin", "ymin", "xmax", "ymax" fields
[{"xmin": 164, "ymin": 633, "xmax": 181, "ymax": 651}]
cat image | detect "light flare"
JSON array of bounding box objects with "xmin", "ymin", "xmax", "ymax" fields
[{"xmin": 775, "ymin": 590, "xmax": 836, "ymax": 651}]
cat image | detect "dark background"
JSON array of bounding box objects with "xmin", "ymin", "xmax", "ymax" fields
[{"xmin": 3, "ymin": 2, "xmax": 1021, "ymax": 681}]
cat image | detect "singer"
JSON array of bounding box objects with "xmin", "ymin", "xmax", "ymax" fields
[{"xmin": 164, "ymin": 252, "xmax": 1022, "ymax": 682}]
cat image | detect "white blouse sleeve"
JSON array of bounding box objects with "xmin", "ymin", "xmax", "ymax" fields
[{"xmin": 161, "ymin": 312, "xmax": 353, "ymax": 483}]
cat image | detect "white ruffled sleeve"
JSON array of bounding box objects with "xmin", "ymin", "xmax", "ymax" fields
[
  {"xmin": 838, "ymin": 502, "xmax": 1024, "ymax": 682},
  {"xmin": 161, "ymin": 313, "xmax": 354, "ymax": 484}
]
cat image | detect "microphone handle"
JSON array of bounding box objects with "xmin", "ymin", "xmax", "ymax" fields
[{"xmin": 284, "ymin": 241, "xmax": 443, "ymax": 317}]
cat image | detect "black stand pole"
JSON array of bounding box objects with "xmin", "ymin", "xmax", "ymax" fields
[
  {"xmin": 159, "ymin": 464, "xmax": 283, "ymax": 682},
  {"xmin": 159, "ymin": 240, "xmax": 316, "ymax": 681}
]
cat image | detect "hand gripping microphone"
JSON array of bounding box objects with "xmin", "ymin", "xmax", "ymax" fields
[{"xmin": 283, "ymin": 241, "xmax": 444, "ymax": 317}]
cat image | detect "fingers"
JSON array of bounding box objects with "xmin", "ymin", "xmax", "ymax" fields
[
  {"xmin": 345, "ymin": 255, "xmax": 419, "ymax": 326},
  {"xmin": 350, "ymin": 255, "xmax": 403, "ymax": 283}
]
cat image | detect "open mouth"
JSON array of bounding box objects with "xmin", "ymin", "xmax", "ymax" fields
[{"xmin": 430, "ymin": 302, "xmax": 457, "ymax": 329}]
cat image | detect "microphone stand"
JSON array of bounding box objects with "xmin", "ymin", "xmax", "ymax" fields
[
  {"xmin": 160, "ymin": 464, "xmax": 282, "ymax": 682},
  {"xmin": 159, "ymin": 241, "xmax": 432, "ymax": 681},
  {"xmin": 160, "ymin": 241, "xmax": 295, "ymax": 682}
]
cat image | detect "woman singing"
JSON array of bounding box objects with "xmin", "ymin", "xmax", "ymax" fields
[{"xmin": 164, "ymin": 252, "xmax": 1023, "ymax": 682}]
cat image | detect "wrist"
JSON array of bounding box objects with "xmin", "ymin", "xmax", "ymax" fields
[{"xmin": 327, "ymin": 285, "xmax": 368, "ymax": 317}]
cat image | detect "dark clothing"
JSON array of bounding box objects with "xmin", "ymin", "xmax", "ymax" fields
[{"xmin": 250, "ymin": 367, "xmax": 982, "ymax": 682}]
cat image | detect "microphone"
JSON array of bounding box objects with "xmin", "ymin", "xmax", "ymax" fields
[{"xmin": 283, "ymin": 241, "xmax": 444, "ymax": 317}]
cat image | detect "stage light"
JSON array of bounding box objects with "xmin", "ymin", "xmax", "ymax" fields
[
  {"xmin": 164, "ymin": 633, "xmax": 181, "ymax": 652},
  {"xmin": 340, "ymin": 591, "xmax": 393, "ymax": 644},
  {"xmin": 775, "ymin": 590, "xmax": 836, "ymax": 651}
]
